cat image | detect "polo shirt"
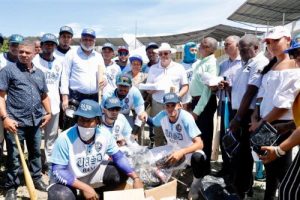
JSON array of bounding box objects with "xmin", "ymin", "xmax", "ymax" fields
[
  {"xmin": 231, "ymin": 52, "xmax": 269, "ymax": 110},
  {"xmin": 0, "ymin": 62, "xmax": 48, "ymax": 127},
  {"xmin": 60, "ymin": 46, "xmax": 106, "ymax": 95},
  {"xmin": 146, "ymin": 61, "xmax": 188, "ymax": 103}
]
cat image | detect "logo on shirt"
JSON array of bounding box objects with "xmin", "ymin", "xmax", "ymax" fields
[
  {"xmin": 95, "ymin": 141, "xmax": 102, "ymax": 152},
  {"xmin": 176, "ymin": 124, "xmax": 182, "ymax": 132},
  {"xmin": 114, "ymin": 125, "xmax": 120, "ymax": 133},
  {"xmin": 125, "ymin": 98, "xmax": 129, "ymax": 103}
]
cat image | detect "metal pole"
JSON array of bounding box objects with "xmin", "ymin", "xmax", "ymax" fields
[{"xmin": 282, "ymin": 13, "xmax": 285, "ymax": 26}]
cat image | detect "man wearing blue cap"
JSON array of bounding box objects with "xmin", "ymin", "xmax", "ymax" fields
[
  {"xmin": 116, "ymin": 46, "xmax": 131, "ymax": 73},
  {"xmin": 0, "ymin": 34, "xmax": 24, "ymax": 69},
  {"xmin": 54, "ymin": 25, "xmax": 73, "ymax": 60},
  {"xmin": 139, "ymin": 92, "xmax": 206, "ymax": 199},
  {"xmin": 101, "ymin": 43, "xmax": 121, "ymax": 93},
  {"xmin": 101, "ymin": 97, "xmax": 136, "ymax": 147},
  {"xmin": 0, "ymin": 40, "xmax": 51, "ymax": 199},
  {"xmin": 60, "ymin": 28, "xmax": 106, "ymax": 126},
  {"xmin": 32, "ymin": 33, "xmax": 63, "ymax": 169},
  {"xmin": 48, "ymin": 99, "xmax": 143, "ymax": 200},
  {"xmin": 102, "ymin": 74, "xmax": 145, "ymax": 139}
]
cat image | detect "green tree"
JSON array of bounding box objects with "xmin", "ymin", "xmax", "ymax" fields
[{"xmin": 0, "ymin": 40, "xmax": 9, "ymax": 53}]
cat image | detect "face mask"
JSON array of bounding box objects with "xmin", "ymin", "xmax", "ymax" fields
[
  {"xmin": 80, "ymin": 43, "xmax": 94, "ymax": 51},
  {"xmin": 78, "ymin": 126, "xmax": 96, "ymax": 141}
]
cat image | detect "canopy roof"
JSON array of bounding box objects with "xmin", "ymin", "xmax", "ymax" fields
[{"xmin": 228, "ymin": 0, "xmax": 300, "ymax": 26}]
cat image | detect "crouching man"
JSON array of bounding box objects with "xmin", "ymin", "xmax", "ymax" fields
[
  {"xmin": 139, "ymin": 93, "xmax": 206, "ymax": 199},
  {"xmin": 48, "ymin": 99, "xmax": 143, "ymax": 200}
]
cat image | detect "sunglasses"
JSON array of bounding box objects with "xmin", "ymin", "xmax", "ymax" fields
[
  {"xmin": 159, "ymin": 52, "xmax": 170, "ymax": 56},
  {"xmin": 108, "ymin": 107, "xmax": 121, "ymax": 112},
  {"xmin": 118, "ymin": 52, "xmax": 128, "ymax": 56}
]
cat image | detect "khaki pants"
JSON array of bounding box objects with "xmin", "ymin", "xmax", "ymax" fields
[{"xmin": 151, "ymin": 99, "xmax": 166, "ymax": 147}]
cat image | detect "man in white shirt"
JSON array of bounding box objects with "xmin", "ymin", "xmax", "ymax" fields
[
  {"xmin": 32, "ymin": 33, "xmax": 63, "ymax": 167},
  {"xmin": 53, "ymin": 26, "xmax": 73, "ymax": 60},
  {"xmin": 60, "ymin": 28, "xmax": 106, "ymax": 111},
  {"xmin": 146, "ymin": 43, "xmax": 189, "ymax": 146},
  {"xmin": 116, "ymin": 46, "xmax": 131, "ymax": 73}
]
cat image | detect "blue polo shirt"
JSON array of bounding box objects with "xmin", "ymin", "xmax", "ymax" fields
[{"xmin": 0, "ymin": 62, "xmax": 48, "ymax": 127}]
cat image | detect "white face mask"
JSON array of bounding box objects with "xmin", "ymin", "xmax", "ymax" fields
[
  {"xmin": 80, "ymin": 43, "xmax": 95, "ymax": 52},
  {"xmin": 78, "ymin": 126, "xmax": 96, "ymax": 141}
]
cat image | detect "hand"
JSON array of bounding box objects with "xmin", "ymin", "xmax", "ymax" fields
[
  {"xmin": 40, "ymin": 113, "xmax": 51, "ymax": 128},
  {"xmin": 191, "ymin": 112, "xmax": 198, "ymax": 120},
  {"xmin": 259, "ymin": 146, "xmax": 277, "ymax": 164},
  {"xmin": 99, "ymin": 79, "xmax": 107, "ymax": 90},
  {"xmin": 82, "ymin": 186, "xmax": 99, "ymax": 200},
  {"xmin": 218, "ymin": 80, "xmax": 229, "ymax": 90},
  {"xmin": 116, "ymin": 139, "xmax": 126, "ymax": 146},
  {"xmin": 132, "ymin": 178, "xmax": 144, "ymax": 189},
  {"xmin": 3, "ymin": 117, "xmax": 18, "ymax": 134},
  {"xmin": 209, "ymin": 86, "xmax": 218, "ymax": 92},
  {"xmin": 249, "ymin": 119, "xmax": 262, "ymax": 132},
  {"xmin": 62, "ymin": 98, "xmax": 69, "ymax": 111},
  {"xmin": 166, "ymin": 150, "xmax": 185, "ymax": 166},
  {"xmin": 138, "ymin": 111, "xmax": 148, "ymax": 122}
]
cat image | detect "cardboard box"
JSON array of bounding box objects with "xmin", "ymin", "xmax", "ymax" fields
[
  {"xmin": 104, "ymin": 178, "xmax": 177, "ymax": 200},
  {"xmin": 104, "ymin": 188, "xmax": 145, "ymax": 200}
]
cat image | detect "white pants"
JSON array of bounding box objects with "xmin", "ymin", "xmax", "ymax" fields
[{"xmin": 44, "ymin": 113, "xmax": 59, "ymax": 163}]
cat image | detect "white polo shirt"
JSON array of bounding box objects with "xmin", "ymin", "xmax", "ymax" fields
[
  {"xmin": 231, "ymin": 52, "xmax": 269, "ymax": 110},
  {"xmin": 147, "ymin": 61, "xmax": 188, "ymax": 103},
  {"xmin": 33, "ymin": 55, "xmax": 63, "ymax": 114},
  {"xmin": 258, "ymin": 69, "xmax": 300, "ymax": 120},
  {"xmin": 0, "ymin": 53, "xmax": 15, "ymax": 70},
  {"xmin": 60, "ymin": 46, "xmax": 106, "ymax": 95}
]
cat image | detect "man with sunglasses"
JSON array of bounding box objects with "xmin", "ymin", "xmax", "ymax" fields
[
  {"xmin": 60, "ymin": 28, "xmax": 106, "ymax": 127},
  {"xmin": 101, "ymin": 97, "xmax": 137, "ymax": 147},
  {"xmin": 146, "ymin": 43, "xmax": 188, "ymax": 147},
  {"xmin": 116, "ymin": 46, "xmax": 131, "ymax": 74},
  {"xmin": 139, "ymin": 92, "xmax": 206, "ymax": 199},
  {"xmin": 102, "ymin": 74, "xmax": 144, "ymax": 139},
  {"xmin": 48, "ymin": 99, "xmax": 143, "ymax": 200}
]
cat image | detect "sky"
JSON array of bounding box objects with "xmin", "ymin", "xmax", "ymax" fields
[
  {"xmin": 0, "ymin": 0, "xmax": 251, "ymax": 38},
  {"xmin": 1, "ymin": 0, "xmax": 299, "ymax": 39}
]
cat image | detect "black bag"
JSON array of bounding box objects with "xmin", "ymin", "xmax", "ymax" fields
[{"xmin": 250, "ymin": 121, "xmax": 280, "ymax": 155}]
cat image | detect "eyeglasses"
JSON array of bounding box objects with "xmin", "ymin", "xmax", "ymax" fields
[
  {"xmin": 159, "ymin": 52, "xmax": 170, "ymax": 56},
  {"xmin": 165, "ymin": 103, "xmax": 176, "ymax": 108},
  {"xmin": 118, "ymin": 52, "xmax": 128, "ymax": 56},
  {"xmin": 108, "ymin": 107, "xmax": 121, "ymax": 112}
]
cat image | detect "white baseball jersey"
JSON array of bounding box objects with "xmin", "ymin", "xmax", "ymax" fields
[
  {"xmin": 102, "ymin": 87, "xmax": 145, "ymax": 126},
  {"xmin": 152, "ymin": 109, "xmax": 201, "ymax": 149},
  {"xmin": 50, "ymin": 125, "xmax": 119, "ymax": 178},
  {"xmin": 101, "ymin": 113, "xmax": 132, "ymax": 142},
  {"xmin": 32, "ymin": 55, "xmax": 63, "ymax": 114},
  {"xmin": 103, "ymin": 62, "xmax": 121, "ymax": 94},
  {"xmin": 0, "ymin": 53, "xmax": 15, "ymax": 70}
]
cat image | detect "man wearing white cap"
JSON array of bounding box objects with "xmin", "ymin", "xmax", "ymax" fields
[
  {"xmin": 146, "ymin": 43, "xmax": 188, "ymax": 146},
  {"xmin": 60, "ymin": 28, "xmax": 106, "ymax": 127}
]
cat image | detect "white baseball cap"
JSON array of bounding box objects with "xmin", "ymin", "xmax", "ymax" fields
[{"xmin": 263, "ymin": 26, "xmax": 291, "ymax": 42}]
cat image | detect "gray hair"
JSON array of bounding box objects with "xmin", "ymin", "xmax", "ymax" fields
[
  {"xmin": 239, "ymin": 34, "xmax": 259, "ymax": 47},
  {"xmin": 226, "ymin": 35, "xmax": 240, "ymax": 44}
]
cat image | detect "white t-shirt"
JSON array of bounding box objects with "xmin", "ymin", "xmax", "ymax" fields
[
  {"xmin": 33, "ymin": 55, "xmax": 63, "ymax": 114},
  {"xmin": 0, "ymin": 53, "xmax": 15, "ymax": 70},
  {"xmin": 60, "ymin": 47, "xmax": 106, "ymax": 95},
  {"xmin": 50, "ymin": 125, "xmax": 119, "ymax": 178},
  {"xmin": 147, "ymin": 61, "xmax": 188, "ymax": 103},
  {"xmin": 258, "ymin": 68, "xmax": 300, "ymax": 120},
  {"xmin": 231, "ymin": 52, "xmax": 269, "ymax": 110}
]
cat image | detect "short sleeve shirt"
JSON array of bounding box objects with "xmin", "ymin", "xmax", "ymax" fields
[{"xmin": 0, "ymin": 62, "xmax": 48, "ymax": 127}]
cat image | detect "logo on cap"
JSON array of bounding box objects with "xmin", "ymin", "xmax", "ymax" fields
[{"xmin": 80, "ymin": 103, "xmax": 92, "ymax": 111}]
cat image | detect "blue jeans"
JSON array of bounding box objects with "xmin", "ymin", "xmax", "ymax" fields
[{"xmin": 5, "ymin": 126, "xmax": 42, "ymax": 189}]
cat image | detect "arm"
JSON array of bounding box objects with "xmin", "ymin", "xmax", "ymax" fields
[
  {"xmin": 60, "ymin": 54, "xmax": 72, "ymax": 110},
  {"xmin": 178, "ymin": 84, "xmax": 189, "ymax": 98},
  {"xmin": 261, "ymin": 127, "xmax": 300, "ymax": 164},
  {"xmin": 41, "ymin": 93, "xmax": 52, "ymax": 128},
  {"xmin": 0, "ymin": 91, "xmax": 18, "ymax": 134},
  {"xmin": 166, "ymin": 136, "xmax": 203, "ymax": 165}
]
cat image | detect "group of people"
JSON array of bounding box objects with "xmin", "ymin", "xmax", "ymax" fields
[{"xmin": 0, "ymin": 24, "xmax": 300, "ymax": 200}]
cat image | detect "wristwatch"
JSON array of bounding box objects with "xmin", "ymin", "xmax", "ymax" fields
[{"xmin": 274, "ymin": 146, "xmax": 286, "ymax": 157}]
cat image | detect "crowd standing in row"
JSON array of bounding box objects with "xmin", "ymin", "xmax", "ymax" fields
[{"xmin": 0, "ymin": 25, "xmax": 300, "ymax": 200}]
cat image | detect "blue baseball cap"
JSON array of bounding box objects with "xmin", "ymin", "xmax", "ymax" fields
[
  {"xmin": 102, "ymin": 43, "xmax": 115, "ymax": 51},
  {"xmin": 9, "ymin": 34, "xmax": 24, "ymax": 44},
  {"xmin": 129, "ymin": 55, "xmax": 143, "ymax": 65},
  {"xmin": 41, "ymin": 33, "xmax": 58, "ymax": 45},
  {"xmin": 146, "ymin": 42, "xmax": 159, "ymax": 51},
  {"xmin": 163, "ymin": 93, "xmax": 180, "ymax": 104},
  {"xmin": 116, "ymin": 74, "xmax": 132, "ymax": 87},
  {"xmin": 104, "ymin": 97, "xmax": 121, "ymax": 109},
  {"xmin": 59, "ymin": 26, "xmax": 73, "ymax": 36},
  {"xmin": 283, "ymin": 41, "xmax": 300, "ymax": 53},
  {"xmin": 74, "ymin": 99, "xmax": 101, "ymax": 118},
  {"xmin": 81, "ymin": 28, "xmax": 96, "ymax": 38}
]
